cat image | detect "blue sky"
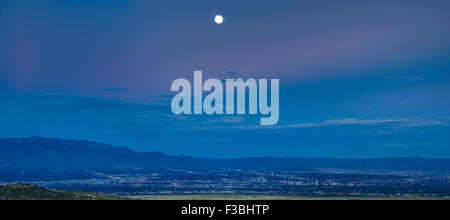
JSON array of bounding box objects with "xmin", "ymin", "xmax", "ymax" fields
[{"xmin": 1, "ymin": 0, "xmax": 450, "ymax": 158}]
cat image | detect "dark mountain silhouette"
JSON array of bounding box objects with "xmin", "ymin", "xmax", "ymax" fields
[{"xmin": 0, "ymin": 137, "xmax": 449, "ymax": 172}]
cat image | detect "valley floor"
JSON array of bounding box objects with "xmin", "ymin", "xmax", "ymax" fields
[{"xmin": 129, "ymin": 195, "xmax": 449, "ymax": 200}]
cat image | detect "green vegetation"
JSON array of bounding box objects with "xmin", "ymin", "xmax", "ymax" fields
[{"xmin": 0, "ymin": 183, "xmax": 127, "ymax": 200}]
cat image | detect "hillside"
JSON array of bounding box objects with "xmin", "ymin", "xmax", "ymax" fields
[
  {"xmin": 0, "ymin": 137, "xmax": 449, "ymax": 172},
  {"xmin": 0, "ymin": 183, "xmax": 126, "ymax": 200}
]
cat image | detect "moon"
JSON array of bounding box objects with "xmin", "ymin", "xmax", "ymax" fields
[{"xmin": 214, "ymin": 15, "xmax": 224, "ymax": 24}]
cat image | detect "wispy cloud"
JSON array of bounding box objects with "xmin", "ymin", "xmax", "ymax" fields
[
  {"xmin": 0, "ymin": 93, "xmax": 167, "ymax": 112},
  {"xmin": 381, "ymin": 76, "xmax": 424, "ymax": 81},
  {"xmin": 154, "ymin": 94, "xmax": 175, "ymax": 98},
  {"xmin": 226, "ymin": 71, "xmax": 238, "ymax": 77},
  {"xmin": 100, "ymin": 88, "xmax": 129, "ymax": 92},
  {"xmin": 203, "ymin": 116, "xmax": 246, "ymax": 125},
  {"xmin": 229, "ymin": 118, "xmax": 450, "ymax": 130}
]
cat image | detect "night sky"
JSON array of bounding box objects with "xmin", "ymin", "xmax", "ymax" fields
[{"xmin": 1, "ymin": 0, "xmax": 450, "ymax": 158}]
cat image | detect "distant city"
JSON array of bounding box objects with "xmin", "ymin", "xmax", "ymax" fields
[
  {"xmin": 0, "ymin": 137, "xmax": 449, "ymax": 199},
  {"xmin": 1, "ymin": 169, "xmax": 449, "ymax": 198}
]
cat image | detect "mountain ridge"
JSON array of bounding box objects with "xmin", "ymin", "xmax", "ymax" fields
[
  {"xmin": 0, "ymin": 183, "xmax": 126, "ymax": 200},
  {"xmin": 0, "ymin": 137, "xmax": 449, "ymax": 172}
]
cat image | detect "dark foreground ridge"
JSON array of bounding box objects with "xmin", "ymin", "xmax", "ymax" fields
[
  {"xmin": 0, "ymin": 137, "xmax": 449, "ymax": 172},
  {"xmin": 0, "ymin": 183, "xmax": 125, "ymax": 200}
]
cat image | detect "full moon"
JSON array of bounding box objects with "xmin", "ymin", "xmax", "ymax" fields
[{"xmin": 214, "ymin": 15, "xmax": 224, "ymax": 24}]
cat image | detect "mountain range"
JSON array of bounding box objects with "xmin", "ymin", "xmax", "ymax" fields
[{"xmin": 0, "ymin": 137, "xmax": 449, "ymax": 172}]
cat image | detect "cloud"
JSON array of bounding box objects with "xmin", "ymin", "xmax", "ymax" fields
[
  {"xmin": 320, "ymin": 118, "xmax": 397, "ymax": 126},
  {"xmin": 381, "ymin": 76, "xmax": 424, "ymax": 81},
  {"xmin": 0, "ymin": 93, "xmax": 168, "ymax": 112},
  {"xmin": 386, "ymin": 143, "xmax": 406, "ymax": 148},
  {"xmin": 230, "ymin": 118, "xmax": 450, "ymax": 130},
  {"xmin": 296, "ymin": 118, "xmax": 449, "ymax": 128},
  {"xmin": 100, "ymin": 88, "xmax": 129, "ymax": 92},
  {"xmin": 226, "ymin": 71, "xmax": 238, "ymax": 77},
  {"xmin": 154, "ymin": 94, "xmax": 175, "ymax": 98},
  {"xmin": 203, "ymin": 116, "xmax": 245, "ymax": 125}
]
